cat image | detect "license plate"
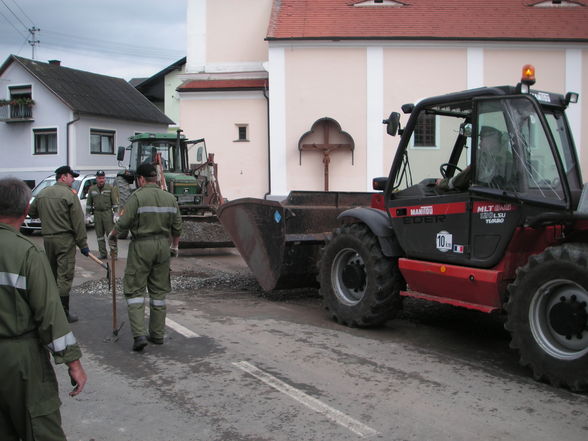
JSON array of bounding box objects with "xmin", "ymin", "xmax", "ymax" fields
[{"xmin": 178, "ymin": 195, "xmax": 194, "ymax": 203}]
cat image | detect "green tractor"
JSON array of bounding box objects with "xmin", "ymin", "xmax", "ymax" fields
[{"xmin": 116, "ymin": 130, "xmax": 231, "ymax": 248}]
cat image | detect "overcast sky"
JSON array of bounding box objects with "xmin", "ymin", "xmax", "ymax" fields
[{"xmin": 0, "ymin": 0, "xmax": 186, "ymax": 81}]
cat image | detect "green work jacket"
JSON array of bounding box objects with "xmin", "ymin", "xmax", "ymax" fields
[
  {"xmin": 29, "ymin": 181, "xmax": 88, "ymax": 249},
  {"xmin": 115, "ymin": 183, "xmax": 182, "ymax": 239},
  {"xmin": 0, "ymin": 223, "xmax": 81, "ymax": 364},
  {"xmin": 86, "ymin": 184, "xmax": 119, "ymax": 214}
]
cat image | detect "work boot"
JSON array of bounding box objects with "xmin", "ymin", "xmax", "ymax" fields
[
  {"xmin": 147, "ymin": 335, "xmax": 164, "ymax": 345},
  {"xmin": 133, "ymin": 336, "xmax": 148, "ymax": 352},
  {"xmin": 66, "ymin": 312, "xmax": 79, "ymax": 323}
]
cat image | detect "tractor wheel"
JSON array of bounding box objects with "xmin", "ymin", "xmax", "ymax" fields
[
  {"xmin": 505, "ymin": 243, "xmax": 588, "ymax": 392},
  {"xmin": 115, "ymin": 175, "xmax": 133, "ymax": 209},
  {"xmin": 319, "ymin": 223, "xmax": 404, "ymax": 327}
]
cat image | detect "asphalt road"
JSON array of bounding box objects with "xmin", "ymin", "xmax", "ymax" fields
[{"xmin": 28, "ymin": 230, "xmax": 588, "ymax": 441}]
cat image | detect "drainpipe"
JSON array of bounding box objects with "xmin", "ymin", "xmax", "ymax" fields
[
  {"xmin": 66, "ymin": 112, "xmax": 80, "ymax": 166},
  {"xmin": 263, "ymin": 83, "xmax": 271, "ymax": 200}
]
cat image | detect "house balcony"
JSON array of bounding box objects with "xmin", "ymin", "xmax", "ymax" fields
[{"xmin": 0, "ymin": 104, "xmax": 34, "ymax": 122}]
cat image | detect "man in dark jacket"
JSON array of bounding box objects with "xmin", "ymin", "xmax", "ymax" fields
[
  {"xmin": 29, "ymin": 166, "xmax": 89, "ymax": 322},
  {"xmin": 108, "ymin": 163, "xmax": 182, "ymax": 351},
  {"xmin": 0, "ymin": 177, "xmax": 87, "ymax": 441}
]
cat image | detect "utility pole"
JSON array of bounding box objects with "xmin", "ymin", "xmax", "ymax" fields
[{"xmin": 28, "ymin": 27, "xmax": 40, "ymax": 59}]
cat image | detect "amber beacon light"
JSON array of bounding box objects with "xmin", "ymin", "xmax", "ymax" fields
[{"xmin": 521, "ymin": 64, "xmax": 536, "ymax": 86}]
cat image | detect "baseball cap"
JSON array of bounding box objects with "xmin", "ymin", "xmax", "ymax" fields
[
  {"xmin": 96, "ymin": 170, "xmax": 105, "ymax": 176},
  {"xmin": 136, "ymin": 163, "xmax": 157, "ymax": 178},
  {"xmin": 54, "ymin": 165, "xmax": 80, "ymax": 178}
]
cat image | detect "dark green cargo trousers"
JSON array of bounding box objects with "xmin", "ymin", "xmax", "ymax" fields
[
  {"xmin": 43, "ymin": 234, "xmax": 76, "ymax": 299},
  {"xmin": 94, "ymin": 210, "xmax": 115, "ymax": 258},
  {"xmin": 124, "ymin": 237, "xmax": 171, "ymax": 339},
  {"xmin": 0, "ymin": 337, "xmax": 66, "ymax": 441}
]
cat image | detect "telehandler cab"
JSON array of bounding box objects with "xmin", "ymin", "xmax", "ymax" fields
[{"xmin": 219, "ymin": 66, "xmax": 587, "ymax": 391}]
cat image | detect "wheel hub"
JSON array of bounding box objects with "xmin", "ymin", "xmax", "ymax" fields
[
  {"xmin": 529, "ymin": 279, "xmax": 588, "ymax": 360},
  {"xmin": 549, "ymin": 295, "xmax": 587, "ymax": 339},
  {"xmin": 331, "ymin": 248, "xmax": 367, "ymax": 306},
  {"xmin": 341, "ymin": 261, "xmax": 366, "ymax": 292}
]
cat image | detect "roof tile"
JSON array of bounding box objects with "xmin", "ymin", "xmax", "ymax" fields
[
  {"xmin": 3, "ymin": 55, "xmax": 173, "ymax": 125},
  {"xmin": 267, "ymin": 0, "xmax": 588, "ymax": 41}
]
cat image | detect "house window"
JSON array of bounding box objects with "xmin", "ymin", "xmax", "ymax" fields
[
  {"xmin": 235, "ymin": 124, "xmax": 249, "ymax": 142},
  {"xmin": 413, "ymin": 113, "xmax": 436, "ymax": 147},
  {"xmin": 90, "ymin": 129, "xmax": 115, "ymax": 154},
  {"xmin": 34, "ymin": 128, "xmax": 57, "ymax": 154}
]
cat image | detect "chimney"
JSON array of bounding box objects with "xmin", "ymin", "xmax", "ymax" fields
[{"xmin": 48, "ymin": 60, "xmax": 61, "ymax": 66}]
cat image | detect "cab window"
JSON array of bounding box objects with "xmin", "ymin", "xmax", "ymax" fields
[{"xmin": 476, "ymin": 97, "xmax": 565, "ymax": 202}]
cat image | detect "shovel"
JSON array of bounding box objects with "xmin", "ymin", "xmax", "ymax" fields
[
  {"xmin": 110, "ymin": 252, "xmax": 124, "ymax": 337},
  {"xmin": 87, "ymin": 252, "xmax": 124, "ymax": 338}
]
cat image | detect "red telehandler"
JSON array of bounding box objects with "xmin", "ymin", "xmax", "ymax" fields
[{"xmin": 219, "ymin": 66, "xmax": 587, "ymax": 391}]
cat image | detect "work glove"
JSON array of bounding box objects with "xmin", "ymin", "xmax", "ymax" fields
[
  {"xmin": 113, "ymin": 213, "xmax": 120, "ymax": 223},
  {"xmin": 170, "ymin": 246, "xmax": 179, "ymax": 258},
  {"xmin": 80, "ymin": 247, "xmax": 90, "ymax": 256}
]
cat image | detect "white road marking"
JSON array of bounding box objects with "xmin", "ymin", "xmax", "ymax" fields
[
  {"xmin": 165, "ymin": 317, "xmax": 200, "ymax": 338},
  {"xmin": 143, "ymin": 310, "xmax": 200, "ymax": 338},
  {"xmin": 233, "ymin": 361, "xmax": 378, "ymax": 438}
]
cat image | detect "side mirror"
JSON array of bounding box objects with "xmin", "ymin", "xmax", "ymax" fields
[
  {"xmin": 196, "ymin": 146, "xmax": 203, "ymax": 162},
  {"xmin": 382, "ymin": 112, "xmax": 401, "ymax": 136},
  {"xmin": 372, "ymin": 177, "xmax": 387, "ymax": 191},
  {"xmin": 117, "ymin": 146, "xmax": 126, "ymax": 161}
]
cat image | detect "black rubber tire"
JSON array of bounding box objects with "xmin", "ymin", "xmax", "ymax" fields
[
  {"xmin": 319, "ymin": 223, "xmax": 404, "ymax": 327},
  {"xmin": 115, "ymin": 175, "xmax": 133, "ymax": 208},
  {"xmin": 505, "ymin": 243, "xmax": 588, "ymax": 392}
]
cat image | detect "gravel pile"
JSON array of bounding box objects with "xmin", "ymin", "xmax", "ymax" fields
[
  {"xmin": 180, "ymin": 218, "xmax": 232, "ymax": 245},
  {"xmin": 72, "ymin": 270, "xmax": 262, "ymax": 298}
]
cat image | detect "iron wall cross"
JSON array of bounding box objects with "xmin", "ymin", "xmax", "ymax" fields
[{"xmin": 299, "ymin": 119, "xmax": 354, "ymax": 191}]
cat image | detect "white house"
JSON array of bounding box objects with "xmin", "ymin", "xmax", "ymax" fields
[{"xmin": 0, "ymin": 55, "xmax": 173, "ymax": 187}]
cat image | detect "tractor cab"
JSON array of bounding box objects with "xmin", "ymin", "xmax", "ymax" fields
[
  {"xmin": 123, "ymin": 132, "xmax": 187, "ymax": 174},
  {"xmin": 383, "ymin": 66, "xmax": 582, "ymax": 268}
]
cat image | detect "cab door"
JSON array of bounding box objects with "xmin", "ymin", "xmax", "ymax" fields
[
  {"xmin": 388, "ymin": 191, "xmax": 473, "ymax": 266},
  {"xmin": 468, "ymin": 96, "xmax": 572, "ymax": 267}
]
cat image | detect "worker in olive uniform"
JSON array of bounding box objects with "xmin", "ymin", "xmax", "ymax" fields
[
  {"xmin": 86, "ymin": 170, "xmax": 119, "ymax": 259},
  {"xmin": 108, "ymin": 163, "xmax": 182, "ymax": 351},
  {"xmin": 0, "ymin": 177, "xmax": 87, "ymax": 441},
  {"xmin": 29, "ymin": 165, "xmax": 90, "ymax": 323}
]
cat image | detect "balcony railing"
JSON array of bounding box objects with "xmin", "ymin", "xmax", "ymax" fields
[{"xmin": 0, "ymin": 103, "xmax": 34, "ymax": 121}]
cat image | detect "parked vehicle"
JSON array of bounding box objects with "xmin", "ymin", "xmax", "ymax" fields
[
  {"xmin": 21, "ymin": 173, "xmax": 117, "ymax": 234},
  {"xmin": 219, "ymin": 65, "xmax": 587, "ymax": 391}
]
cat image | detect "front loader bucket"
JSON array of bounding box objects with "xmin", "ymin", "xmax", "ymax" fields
[{"xmin": 218, "ymin": 191, "xmax": 373, "ymax": 291}]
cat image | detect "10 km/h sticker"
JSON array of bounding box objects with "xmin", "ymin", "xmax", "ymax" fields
[{"xmin": 436, "ymin": 230, "xmax": 452, "ymax": 252}]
